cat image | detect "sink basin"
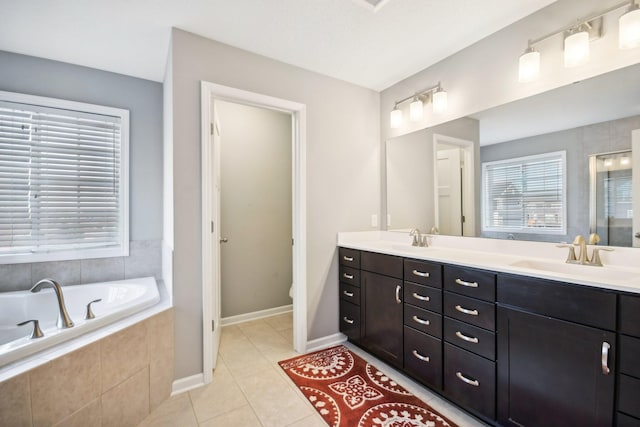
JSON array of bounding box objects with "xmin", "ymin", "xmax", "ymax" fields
[
  {"xmin": 509, "ymin": 260, "xmax": 640, "ymax": 282},
  {"xmin": 390, "ymin": 244, "xmax": 438, "ymax": 253}
]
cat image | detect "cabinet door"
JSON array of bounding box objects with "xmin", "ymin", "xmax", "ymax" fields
[
  {"xmin": 362, "ymin": 271, "xmax": 404, "ymax": 369},
  {"xmin": 497, "ymin": 306, "xmax": 615, "ymax": 427}
]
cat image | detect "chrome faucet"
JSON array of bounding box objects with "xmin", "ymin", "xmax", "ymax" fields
[
  {"xmin": 30, "ymin": 279, "xmax": 74, "ymax": 329},
  {"xmin": 409, "ymin": 228, "xmax": 427, "ymax": 247},
  {"xmin": 557, "ymin": 234, "xmax": 614, "ymax": 267}
]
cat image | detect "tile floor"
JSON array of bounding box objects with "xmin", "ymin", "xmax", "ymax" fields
[{"xmin": 138, "ymin": 312, "xmax": 488, "ymax": 427}]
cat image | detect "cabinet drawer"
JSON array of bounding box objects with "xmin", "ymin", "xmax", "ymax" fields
[
  {"xmin": 444, "ymin": 343, "xmax": 496, "ymax": 420},
  {"xmin": 444, "ymin": 265, "xmax": 495, "ymax": 302},
  {"xmin": 620, "ymin": 335, "xmax": 640, "ymax": 378},
  {"xmin": 404, "ymin": 305, "xmax": 442, "ymax": 338},
  {"xmin": 444, "ymin": 317, "xmax": 495, "ymax": 360},
  {"xmin": 339, "ymin": 282, "xmax": 360, "ymax": 306},
  {"xmin": 497, "ymin": 274, "xmax": 616, "ymax": 331},
  {"xmin": 621, "ymin": 295, "xmax": 640, "ymax": 337},
  {"xmin": 404, "ymin": 259, "xmax": 442, "ymax": 288},
  {"xmin": 618, "ymin": 413, "xmax": 640, "ymax": 427},
  {"xmin": 339, "ymin": 265, "xmax": 360, "ymax": 287},
  {"xmin": 444, "ymin": 292, "xmax": 495, "ymax": 331},
  {"xmin": 404, "ymin": 326, "xmax": 442, "ymax": 390},
  {"xmin": 339, "ymin": 301, "xmax": 360, "ymax": 342},
  {"xmin": 361, "ymin": 251, "xmax": 403, "ymax": 278},
  {"xmin": 404, "ymin": 282, "xmax": 442, "ymax": 313},
  {"xmin": 339, "ymin": 247, "xmax": 360, "ymax": 268},
  {"xmin": 619, "ymin": 374, "xmax": 640, "ymax": 419}
]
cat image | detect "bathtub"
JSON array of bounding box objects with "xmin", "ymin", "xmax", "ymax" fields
[{"xmin": 0, "ymin": 276, "xmax": 160, "ymax": 368}]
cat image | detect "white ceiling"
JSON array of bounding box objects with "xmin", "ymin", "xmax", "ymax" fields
[{"xmin": 0, "ymin": 0, "xmax": 556, "ymax": 91}]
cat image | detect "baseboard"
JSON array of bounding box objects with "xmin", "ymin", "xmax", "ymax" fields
[
  {"xmin": 221, "ymin": 304, "xmax": 293, "ymax": 326},
  {"xmin": 305, "ymin": 332, "xmax": 347, "ymax": 353},
  {"xmin": 171, "ymin": 373, "xmax": 204, "ymax": 395}
]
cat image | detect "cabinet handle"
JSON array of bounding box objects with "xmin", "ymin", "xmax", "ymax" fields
[
  {"xmin": 343, "ymin": 290, "xmax": 354, "ymax": 297},
  {"xmin": 455, "ymin": 331, "xmax": 479, "ymax": 344},
  {"xmin": 343, "ymin": 273, "xmax": 354, "ymax": 280},
  {"xmin": 412, "ymin": 292, "xmax": 430, "ymax": 302},
  {"xmin": 456, "ymin": 372, "xmax": 480, "ymax": 387},
  {"xmin": 412, "ymin": 350, "xmax": 430, "ymax": 362},
  {"xmin": 395, "ymin": 285, "xmax": 402, "ymax": 303},
  {"xmin": 412, "ymin": 269, "xmax": 430, "ymax": 278},
  {"xmin": 343, "ymin": 256, "xmax": 354, "ymax": 262},
  {"xmin": 412, "ymin": 315, "xmax": 430, "ymax": 326},
  {"xmin": 455, "ymin": 278, "xmax": 478, "ymax": 288},
  {"xmin": 343, "ymin": 317, "xmax": 354, "ymax": 324},
  {"xmin": 455, "ymin": 305, "xmax": 478, "ymax": 316},
  {"xmin": 601, "ymin": 342, "xmax": 611, "ymax": 375}
]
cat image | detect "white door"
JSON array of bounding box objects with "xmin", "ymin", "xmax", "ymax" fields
[
  {"xmin": 437, "ymin": 148, "xmax": 463, "ymax": 236},
  {"xmin": 632, "ymin": 129, "xmax": 640, "ymax": 248},
  {"xmin": 210, "ymin": 101, "xmax": 222, "ymax": 367}
]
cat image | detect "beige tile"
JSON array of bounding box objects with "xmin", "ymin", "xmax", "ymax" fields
[
  {"xmin": 53, "ymin": 399, "xmax": 101, "ymax": 427},
  {"xmin": 101, "ymin": 367, "xmax": 150, "ymax": 427},
  {"xmin": 277, "ymin": 327, "xmax": 293, "ymax": 344},
  {"xmin": 250, "ymin": 329, "xmax": 292, "ymax": 357},
  {"xmin": 198, "ymin": 405, "xmax": 262, "ymax": 427},
  {"xmin": 220, "ymin": 345, "xmax": 273, "ymax": 379},
  {"xmin": 31, "ymin": 343, "xmax": 101, "ymax": 427},
  {"xmin": 236, "ymin": 367, "xmax": 312, "ymax": 427},
  {"xmin": 219, "ymin": 334, "xmax": 257, "ymax": 358},
  {"xmin": 138, "ymin": 393, "xmax": 197, "ymax": 427},
  {"xmin": 220, "ymin": 324, "xmax": 247, "ymax": 343},
  {"xmin": 188, "ymin": 368, "xmax": 248, "ymax": 422},
  {"xmin": 0, "ymin": 373, "xmax": 31, "ymax": 427},
  {"xmin": 212, "ymin": 356, "xmax": 231, "ymax": 379},
  {"xmin": 101, "ymin": 321, "xmax": 148, "ymax": 392},
  {"xmin": 149, "ymin": 349, "xmax": 174, "ymax": 412},
  {"xmin": 264, "ymin": 313, "xmax": 293, "ymax": 332},
  {"xmin": 147, "ymin": 309, "xmax": 174, "ymax": 411},
  {"xmin": 285, "ymin": 413, "xmax": 328, "ymax": 427}
]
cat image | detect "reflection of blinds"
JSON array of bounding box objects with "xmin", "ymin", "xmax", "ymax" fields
[
  {"xmin": 483, "ymin": 151, "xmax": 565, "ymax": 233},
  {"xmin": 0, "ymin": 100, "xmax": 122, "ymax": 254}
]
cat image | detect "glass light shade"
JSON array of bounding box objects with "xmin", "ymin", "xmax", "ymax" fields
[
  {"xmin": 564, "ymin": 30, "xmax": 590, "ymax": 67},
  {"xmin": 409, "ymin": 98, "xmax": 423, "ymax": 121},
  {"xmin": 432, "ymin": 89, "xmax": 448, "ymax": 114},
  {"xmin": 518, "ymin": 48, "xmax": 540, "ymax": 83},
  {"xmin": 619, "ymin": 6, "xmax": 640, "ymax": 49},
  {"xmin": 390, "ymin": 107, "xmax": 403, "ymax": 129}
]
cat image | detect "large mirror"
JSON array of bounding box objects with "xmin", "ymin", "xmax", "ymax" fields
[{"xmin": 386, "ymin": 63, "xmax": 640, "ymax": 247}]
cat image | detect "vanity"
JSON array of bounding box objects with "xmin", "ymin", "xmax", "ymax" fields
[{"xmin": 337, "ymin": 232, "xmax": 640, "ymax": 427}]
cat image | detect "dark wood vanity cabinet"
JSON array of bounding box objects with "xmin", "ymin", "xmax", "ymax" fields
[
  {"xmin": 618, "ymin": 295, "xmax": 640, "ymax": 425},
  {"xmin": 338, "ymin": 248, "xmax": 361, "ymax": 343}
]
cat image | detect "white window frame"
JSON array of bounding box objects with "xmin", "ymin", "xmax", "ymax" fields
[
  {"xmin": 482, "ymin": 151, "xmax": 567, "ymax": 235},
  {"xmin": 0, "ymin": 90, "xmax": 129, "ymax": 264}
]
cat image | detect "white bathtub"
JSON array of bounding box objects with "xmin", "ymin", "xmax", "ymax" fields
[{"xmin": 0, "ymin": 277, "xmax": 160, "ymax": 368}]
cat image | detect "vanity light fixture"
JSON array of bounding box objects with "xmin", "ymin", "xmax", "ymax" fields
[
  {"xmin": 518, "ymin": 0, "xmax": 640, "ymax": 82},
  {"xmin": 389, "ymin": 82, "xmax": 447, "ymax": 128}
]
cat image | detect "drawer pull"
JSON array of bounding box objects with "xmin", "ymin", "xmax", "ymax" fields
[
  {"xmin": 456, "ymin": 372, "xmax": 480, "ymax": 387},
  {"xmin": 455, "ymin": 278, "xmax": 478, "ymax": 288},
  {"xmin": 412, "ymin": 292, "xmax": 430, "ymax": 302},
  {"xmin": 343, "ymin": 273, "xmax": 354, "ymax": 280},
  {"xmin": 343, "ymin": 317, "xmax": 354, "ymax": 324},
  {"xmin": 412, "ymin": 350, "xmax": 430, "ymax": 362},
  {"xmin": 455, "ymin": 305, "xmax": 478, "ymax": 316},
  {"xmin": 412, "ymin": 315, "xmax": 430, "ymax": 326},
  {"xmin": 395, "ymin": 285, "xmax": 402, "ymax": 304},
  {"xmin": 601, "ymin": 341, "xmax": 611, "ymax": 375},
  {"xmin": 343, "ymin": 256, "xmax": 354, "ymax": 262},
  {"xmin": 343, "ymin": 290, "xmax": 354, "ymax": 297},
  {"xmin": 455, "ymin": 331, "xmax": 479, "ymax": 344},
  {"xmin": 412, "ymin": 269, "xmax": 430, "ymax": 278}
]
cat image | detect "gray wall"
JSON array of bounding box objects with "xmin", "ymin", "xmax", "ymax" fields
[
  {"xmin": 167, "ymin": 29, "xmax": 380, "ymax": 379},
  {"xmin": 481, "ymin": 115, "xmax": 640, "ymax": 242},
  {"xmin": 217, "ymin": 101, "xmax": 292, "ymax": 318}
]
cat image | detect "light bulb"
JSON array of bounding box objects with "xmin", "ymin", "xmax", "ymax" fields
[
  {"xmin": 390, "ymin": 106, "xmax": 403, "ymax": 129},
  {"xmin": 409, "ymin": 97, "xmax": 423, "ymax": 121},
  {"xmin": 564, "ymin": 27, "xmax": 590, "ymax": 67},
  {"xmin": 432, "ymin": 88, "xmax": 448, "ymax": 114},
  {"xmin": 518, "ymin": 47, "xmax": 540, "ymax": 83},
  {"xmin": 619, "ymin": 4, "xmax": 640, "ymax": 49},
  {"xmin": 621, "ymin": 156, "xmax": 631, "ymax": 165},
  {"xmin": 604, "ymin": 158, "xmax": 613, "ymax": 168}
]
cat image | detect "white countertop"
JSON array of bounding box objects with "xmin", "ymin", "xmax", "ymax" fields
[{"xmin": 337, "ymin": 231, "xmax": 640, "ymax": 295}]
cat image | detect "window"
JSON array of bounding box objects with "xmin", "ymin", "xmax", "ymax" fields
[
  {"xmin": 482, "ymin": 151, "xmax": 566, "ymax": 235},
  {"xmin": 0, "ymin": 91, "xmax": 129, "ymax": 263}
]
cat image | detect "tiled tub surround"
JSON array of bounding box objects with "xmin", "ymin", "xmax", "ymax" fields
[{"xmin": 0, "ymin": 307, "xmax": 174, "ymax": 427}]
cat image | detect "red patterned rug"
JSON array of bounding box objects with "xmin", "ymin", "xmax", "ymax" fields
[{"xmin": 278, "ymin": 345, "xmax": 457, "ymax": 427}]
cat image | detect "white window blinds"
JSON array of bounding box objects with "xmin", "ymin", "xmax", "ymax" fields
[
  {"xmin": 0, "ymin": 92, "xmax": 129, "ymax": 262},
  {"xmin": 482, "ymin": 151, "xmax": 566, "ymax": 234}
]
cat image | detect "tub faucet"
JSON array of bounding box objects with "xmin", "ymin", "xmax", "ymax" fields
[{"xmin": 30, "ymin": 279, "xmax": 74, "ymax": 329}]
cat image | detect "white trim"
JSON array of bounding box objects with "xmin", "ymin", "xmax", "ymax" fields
[
  {"xmin": 305, "ymin": 333, "xmax": 348, "ymax": 353},
  {"xmin": 221, "ymin": 305, "xmax": 293, "ymax": 326},
  {"xmin": 171, "ymin": 373, "xmax": 205, "ymax": 395}
]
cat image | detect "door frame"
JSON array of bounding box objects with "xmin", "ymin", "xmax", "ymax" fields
[{"xmin": 200, "ymin": 81, "xmax": 307, "ymax": 383}]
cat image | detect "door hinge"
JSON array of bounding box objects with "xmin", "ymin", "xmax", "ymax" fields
[
  {"xmin": 292, "ymin": 238, "xmax": 294, "ymax": 246},
  {"xmin": 212, "ymin": 320, "xmax": 215, "ymax": 331},
  {"xmin": 462, "ymin": 215, "xmax": 466, "ymax": 223},
  {"xmin": 210, "ymin": 123, "xmax": 214, "ymax": 135},
  {"xmin": 211, "ymin": 221, "xmax": 214, "ymax": 233}
]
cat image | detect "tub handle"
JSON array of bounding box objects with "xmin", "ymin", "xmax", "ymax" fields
[
  {"xmin": 17, "ymin": 319, "xmax": 44, "ymax": 339},
  {"xmin": 85, "ymin": 299, "xmax": 102, "ymax": 320}
]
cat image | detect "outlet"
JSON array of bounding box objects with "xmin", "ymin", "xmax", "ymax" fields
[{"xmin": 371, "ymin": 214, "xmax": 378, "ymax": 227}]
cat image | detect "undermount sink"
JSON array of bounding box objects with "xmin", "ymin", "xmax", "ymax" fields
[{"xmin": 509, "ymin": 259, "xmax": 640, "ymax": 282}]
